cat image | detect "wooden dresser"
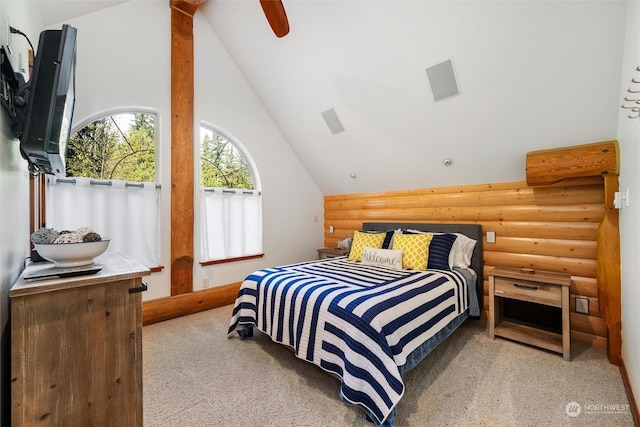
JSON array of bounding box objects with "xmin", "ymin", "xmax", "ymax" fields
[{"xmin": 10, "ymin": 252, "xmax": 150, "ymax": 426}]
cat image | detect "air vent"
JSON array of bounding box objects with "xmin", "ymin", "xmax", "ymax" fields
[
  {"xmin": 321, "ymin": 108, "xmax": 345, "ymax": 134},
  {"xmin": 426, "ymin": 59, "xmax": 459, "ymax": 101}
]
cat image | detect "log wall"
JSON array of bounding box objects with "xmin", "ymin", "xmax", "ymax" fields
[{"xmin": 323, "ymin": 176, "xmax": 607, "ymax": 348}]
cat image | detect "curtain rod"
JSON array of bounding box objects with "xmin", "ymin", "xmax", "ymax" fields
[{"xmin": 55, "ymin": 178, "xmax": 161, "ymax": 189}]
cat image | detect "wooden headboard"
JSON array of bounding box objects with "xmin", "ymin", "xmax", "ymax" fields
[{"xmin": 362, "ymin": 222, "xmax": 484, "ymax": 312}]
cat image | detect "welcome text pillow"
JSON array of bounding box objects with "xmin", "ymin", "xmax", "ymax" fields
[{"xmin": 361, "ymin": 247, "xmax": 403, "ymax": 270}]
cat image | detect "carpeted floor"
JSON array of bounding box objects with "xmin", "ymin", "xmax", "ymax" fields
[{"xmin": 142, "ymin": 305, "xmax": 634, "ymax": 427}]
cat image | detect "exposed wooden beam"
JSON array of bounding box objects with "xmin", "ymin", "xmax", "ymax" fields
[
  {"xmin": 170, "ymin": 0, "xmax": 207, "ymax": 17},
  {"xmin": 169, "ymin": 1, "xmax": 205, "ymax": 295}
]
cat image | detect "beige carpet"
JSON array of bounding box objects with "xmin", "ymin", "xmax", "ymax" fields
[{"xmin": 143, "ymin": 305, "xmax": 634, "ymax": 427}]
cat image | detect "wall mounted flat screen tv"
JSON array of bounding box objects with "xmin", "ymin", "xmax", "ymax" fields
[{"xmin": 20, "ymin": 24, "xmax": 77, "ymax": 176}]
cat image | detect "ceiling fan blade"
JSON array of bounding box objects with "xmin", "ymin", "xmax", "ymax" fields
[{"xmin": 260, "ymin": 0, "xmax": 290, "ymax": 38}]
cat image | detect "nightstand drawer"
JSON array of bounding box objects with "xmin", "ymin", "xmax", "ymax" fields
[
  {"xmin": 494, "ymin": 277, "xmax": 562, "ymax": 307},
  {"xmin": 317, "ymin": 248, "xmax": 349, "ymax": 259}
]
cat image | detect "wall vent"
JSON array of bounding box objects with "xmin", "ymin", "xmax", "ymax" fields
[
  {"xmin": 321, "ymin": 108, "xmax": 345, "ymax": 134},
  {"xmin": 426, "ymin": 59, "xmax": 459, "ymax": 101}
]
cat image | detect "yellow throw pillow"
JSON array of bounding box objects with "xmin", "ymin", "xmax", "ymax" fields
[
  {"xmin": 392, "ymin": 233, "xmax": 433, "ymax": 270},
  {"xmin": 348, "ymin": 231, "xmax": 386, "ymax": 261}
]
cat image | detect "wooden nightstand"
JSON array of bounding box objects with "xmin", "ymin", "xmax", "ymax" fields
[
  {"xmin": 489, "ymin": 267, "xmax": 571, "ymax": 361},
  {"xmin": 317, "ymin": 248, "xmax": 349, "ymax": 259}
]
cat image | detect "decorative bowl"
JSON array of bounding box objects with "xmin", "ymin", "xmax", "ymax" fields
[{"xmin": 34, "ymin": 239, "xmax": 111, "ymax": 267}]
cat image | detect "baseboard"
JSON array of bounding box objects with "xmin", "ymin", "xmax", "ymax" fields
[
  {"xmin": 620, "ymin": 357, "xmax": 640, "ymax": 427},
  {"xmin": 142, "ymin": 282, "xmax": 241, "ymax": 325}
]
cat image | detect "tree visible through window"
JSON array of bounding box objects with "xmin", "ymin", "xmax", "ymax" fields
[
  {"xmin": 200, "ymin": 128, "xmax": 253, "ymax": 189},
  {"xmin": 66, "ymin": 113, "xmax": 156, "ymax": 181}
]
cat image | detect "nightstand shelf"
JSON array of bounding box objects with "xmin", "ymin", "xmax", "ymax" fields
[
  {"xmin": 489, "ymin": 266, "xmax": 571, "ymax": 361},
  {"xmin": 494, "ymin": 320, "xmax": 563, "ymax": 355}
]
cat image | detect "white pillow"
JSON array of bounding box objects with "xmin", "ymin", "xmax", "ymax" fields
[
  {"xmin": 403, "ymin": 229, "xmax": 477, "ymax": 268},
  {"xmin": 450, "ymin": 233, "xmax": 477, "ymax": 268},
  {"xmin": 361, "ymin": 246, "xmax": 403, "ymax": 270}
]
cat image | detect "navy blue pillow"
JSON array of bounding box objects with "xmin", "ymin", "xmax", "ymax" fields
[
  {"xmin": 361, "ymin": 230, "xmax": 396, "ymax": 249},
  {"xmin": 427, "ymin": 233, "xmax": 457, "ymax": 270},
  {"xmin": 381, "ymin": 230, "xmax": 395, "ymax": 249}
]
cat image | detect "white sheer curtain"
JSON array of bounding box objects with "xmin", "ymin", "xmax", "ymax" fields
[
  {"xmin": 200, "ymin": 188, "xmax": 262, "ymax": 261},
  {"xmin": 45, "ymin": 176, "xmax": 161, "ymax": 267}
]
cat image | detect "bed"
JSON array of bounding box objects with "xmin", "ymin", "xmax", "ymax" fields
[{"xmin": 228, "ymin": 222, "xmax": 483, "ymax": 426}]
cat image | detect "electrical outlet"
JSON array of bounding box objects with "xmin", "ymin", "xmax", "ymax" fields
[
  {"xmin": 329, "ymin": 225, "xmax": 334, "ymax": 233},
  {"xmin": 202, "ymin": 278, "xmax": 209, "ymax": 289},
  {"xmin": 575, "ymin": 296, "xmax": 589, "ymax": 314}
]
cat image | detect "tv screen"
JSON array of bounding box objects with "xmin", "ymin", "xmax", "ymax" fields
[{"xmin": 20, "ymin": 24, "xmax": 77, "ymax": 176}]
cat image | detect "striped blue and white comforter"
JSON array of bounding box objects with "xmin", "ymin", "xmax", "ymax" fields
[{"xmin": 227, "ymin": 257, "xmax": 471, "ymax": 425}]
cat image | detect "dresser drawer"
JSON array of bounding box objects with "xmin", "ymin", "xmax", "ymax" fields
[{"xmin": 494, "ymin": 277, "xmax": 562, "ymax": 307}]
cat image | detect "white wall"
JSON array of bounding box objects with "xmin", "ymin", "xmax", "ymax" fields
[
  {"xmin": 192, "ymin": 13, "xmax": 325, "ymax": 292},
  {"xmin": 0, "ymin": 2, "xmax": 46, "ymax": 423},
  {"xmin": 617, "ymin": 0, "xmax": 640, "ymax": 413},
  {"xmin": 59, "ymin": 1, "xmax": 324, "ymax": 300}
]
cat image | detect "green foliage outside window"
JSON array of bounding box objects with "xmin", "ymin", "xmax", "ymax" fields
[
  {"xmin": 66, "ymin": 113, "xmax": 156, "ymax": 182},
  {"xmin": 200, "ymin": 129, "xmax": 254, "ymax": 189}
]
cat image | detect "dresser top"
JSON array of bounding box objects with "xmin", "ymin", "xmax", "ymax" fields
[{"xmin": 11, "ymin": 252, "xmax": 150, "ymax": 297}]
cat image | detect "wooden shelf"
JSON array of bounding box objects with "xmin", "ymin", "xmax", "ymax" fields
[{"xmin": 495, "ymin": 320, "xmax": 563, "ymax": 354}]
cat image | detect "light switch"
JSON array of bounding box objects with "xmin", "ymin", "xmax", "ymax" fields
[{"xmin": 486, "ymin": 231, "xmax": 496, "ymax": 243}]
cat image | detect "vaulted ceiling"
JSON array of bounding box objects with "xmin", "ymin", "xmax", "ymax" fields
[{"xmin": 36, "ymin": 0, "xmax": 629, "ymax": 195}]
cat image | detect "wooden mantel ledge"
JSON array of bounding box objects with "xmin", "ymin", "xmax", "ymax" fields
[{"xmin": 526, "ymin": 140, "xmax": 619, "ymax": 186}]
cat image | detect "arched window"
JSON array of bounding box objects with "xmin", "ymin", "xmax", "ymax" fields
[
  {"xmin": 200, "ymin": 125, "xmax": 262, "ymax": 262},
  {"xmin": 66, "ymin": 112, "xmax": 157, "ymax": 181},
  {"xmin": 45, "ymin": 111, "xmax": 161, "ymax": 267}
]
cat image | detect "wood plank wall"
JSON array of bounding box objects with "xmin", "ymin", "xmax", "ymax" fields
[{"xmin": 323, "ymin": 176, "xmax": 607, "ymax": 348}]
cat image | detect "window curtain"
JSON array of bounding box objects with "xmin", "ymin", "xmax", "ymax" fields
[
  {"xmin": 200, "ymin": 188, "xmax": 262, "ymax": 261},
  {"xmin": 45, "ymin": 176, "xmax": 161, "ymax": 267}
]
